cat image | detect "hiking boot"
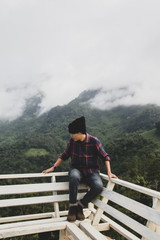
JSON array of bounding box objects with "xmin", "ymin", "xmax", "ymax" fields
[
  {"xmin": 67, "ymin": 206, "xmax": 77, "ymax": 222},
  {"xmin": 76, "ymin": 204, "xmax": 85, "ymax": 220}
]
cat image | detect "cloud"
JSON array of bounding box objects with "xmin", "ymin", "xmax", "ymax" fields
[
  {"xmin": 0, "ymin": 0, "xmax": 160, "ymax": 119},
  {"xmin": 89, "ymin": 82, "xmax": 160, "ymax": 110}
]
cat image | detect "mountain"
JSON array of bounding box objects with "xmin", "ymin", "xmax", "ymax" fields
[{"xmin": 0, "ymin": 89, "xmax": 160, "ymax": 190}]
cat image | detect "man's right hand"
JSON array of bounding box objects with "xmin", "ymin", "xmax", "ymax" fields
[{"xmin": 42, "ymin": 166, "xmax": 54, "ymax": 174}]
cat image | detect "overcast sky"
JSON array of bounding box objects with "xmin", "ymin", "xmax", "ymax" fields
[{"xmin": 0, "ymin": 0, "xmax": 160, "ymax": 120}]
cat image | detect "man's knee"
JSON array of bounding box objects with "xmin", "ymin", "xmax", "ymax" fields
[
  {"xmin": 91, "ymin": 174, "xmax": 103, "ymax": 194},
  {"xmin": 95, "ymin": 180, "xmax": 103, "ymax": 194},
  {"xmin": 69, "ymin": 168, "xmax": 81, "ymax": 182}
]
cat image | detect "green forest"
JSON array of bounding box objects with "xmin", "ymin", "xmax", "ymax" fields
[{"xmin": 0, "ymin": 90, "xmax": 160, "ymax": 239}]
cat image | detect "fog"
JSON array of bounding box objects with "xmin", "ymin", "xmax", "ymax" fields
[{"xmin": 0, "ymin": 0, "xmax": 160, "ymax": 119}]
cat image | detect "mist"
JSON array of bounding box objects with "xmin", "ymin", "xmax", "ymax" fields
[{"xmin": 0, "ymin": 0, "xmax": 160, "ymax": 120}]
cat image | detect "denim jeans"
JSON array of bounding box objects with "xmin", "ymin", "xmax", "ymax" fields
[{"xmin": 69, "ymin": 168, "xmax": 103, "ymax": 206}]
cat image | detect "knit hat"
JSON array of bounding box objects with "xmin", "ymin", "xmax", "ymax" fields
[{"xmin": 68, "ymin": 116, "xmax": 86, "ymax": 134}]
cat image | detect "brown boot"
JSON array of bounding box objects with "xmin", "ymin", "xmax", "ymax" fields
[
  {"xmin": 67, "ymin": 206, "xmax": 77, "ymax": 222},
  {"xmin": 76, "ymin": 204, "xmax": 85, "ymax": 220}
]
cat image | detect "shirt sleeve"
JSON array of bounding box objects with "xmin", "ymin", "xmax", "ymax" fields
[
  {"xmin": 59, "ymin": 139, "xmax": 72, "ymax": 161},
  {"xmin": 95, "ymin": 138, "xmax": 111, "ymax": 162}
]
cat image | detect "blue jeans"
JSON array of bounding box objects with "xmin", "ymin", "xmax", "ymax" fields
[{"xmin": 69, "ymin": 168, "xmax": 103, "ymax": 206}]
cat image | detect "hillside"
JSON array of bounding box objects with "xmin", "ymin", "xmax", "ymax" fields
[{"xmin": 0, "ymin": 89, "xmax": 160, "ymax": 190}]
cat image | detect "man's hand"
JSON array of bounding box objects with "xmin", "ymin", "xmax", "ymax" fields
[
  {"xmin": 105, "ymin": 161, "xmax": 118, "ymax": 180},
  {"xmin": 108, "ymin": 172, "xmax": 118, "ymax": 180},
  {"xmin": 42, "ymin": 167, "xmax": 54, "ymax": 174}
]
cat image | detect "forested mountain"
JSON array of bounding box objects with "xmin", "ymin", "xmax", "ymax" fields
[{"xmin": 0, "ymin": 89, "xmax": 160, "ymax": 190}]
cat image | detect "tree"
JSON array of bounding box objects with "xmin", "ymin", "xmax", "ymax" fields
[{"xmin": 155, "ymin": 121, "xmax": 160, "ymax": 135}]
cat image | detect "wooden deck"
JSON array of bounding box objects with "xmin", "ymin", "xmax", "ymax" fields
[{"xmin": 0, "ymin": 172, "xmax": 160, "ymax": 240}]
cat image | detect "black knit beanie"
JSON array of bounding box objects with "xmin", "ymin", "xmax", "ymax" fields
[{"xmin": 68, "ymin": 116, "xmax": 86, "ymax": 134}]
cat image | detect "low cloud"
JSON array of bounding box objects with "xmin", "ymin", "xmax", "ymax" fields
[
  {"xmin": 89, "ymin": 82, "xmax": 160, "ymax": 110},
  {"xmin": 0, "ymin": 0, "xmax": 160, "ymax": 120}
]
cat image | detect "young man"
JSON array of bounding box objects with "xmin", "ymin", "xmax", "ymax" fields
[{"xmin": 42, "ymin": 116, "xmax": 117, "ymax": 221}]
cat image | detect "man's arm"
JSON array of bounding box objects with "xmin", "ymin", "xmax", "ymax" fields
[
  {"xmin": 105, "ymin": 160, "xmax": 118, "ymax": 179},
  {"xmin": 95, "ymin": 138, "xmax": 118, "ymax": 179},
  {"xmin": 42, "ymin": 158, "xmax": 63, "ymax": 174},
  {"xmin": 42, "ymin": 139, "xmax": 72, "ymax": 174}
]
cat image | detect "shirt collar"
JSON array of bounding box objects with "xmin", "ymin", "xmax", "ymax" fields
[
  {"xmin": 77, "ymin": 133, "xmax": 89, "ymax": 144},
  {"xmin": 85, "ymin": 133, "xmax": 90, "ymax": 143}
]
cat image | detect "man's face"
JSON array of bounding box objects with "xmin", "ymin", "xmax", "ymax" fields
[{"xmin": 70, "ymin": 133, "xmax": 82, "ymax": 142}]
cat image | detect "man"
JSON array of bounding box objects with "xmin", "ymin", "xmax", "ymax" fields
[{"xmin": 42, "ymin": 116, "xmax": 117, "ymax": 221}]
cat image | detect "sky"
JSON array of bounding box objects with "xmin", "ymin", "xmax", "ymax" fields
[{"xmin": 0, "ymin": 0, "xmax": 160, "ymax": 120}]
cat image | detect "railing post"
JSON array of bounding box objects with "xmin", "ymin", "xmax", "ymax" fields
[
  {"xmin": 142, "ymin": 197, "xmax": 160, "ymax": 240},
  {"xmin": 59, "ymin": 229, "xmax": 66, "ymax": 240},
  {"xmin": 92, "ymin": 180, "xmax": 115, "ymax": 226},
  {"xmin": 88, "ymin": 202, "xmax": 94, "ymax": 221},
  {"xmin": 51, "ymin": 175, "xmax": 60, "ymax": 218}
]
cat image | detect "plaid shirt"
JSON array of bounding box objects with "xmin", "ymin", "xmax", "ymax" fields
[{"xmin": 59, "ymin": 133, "xmax": 110, "ymax": 176}]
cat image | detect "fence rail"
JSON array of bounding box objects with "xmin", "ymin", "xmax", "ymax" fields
[{"xmin": 0, "ymin": 172, "xmax": 159, "ymax": 240}]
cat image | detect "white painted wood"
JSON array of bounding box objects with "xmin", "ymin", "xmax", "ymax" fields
[
  {"xmin": 0, "ymin": 211, "xmax": 68, "ymax": 223},
  {"xmin": 59, "ymin": 229, "xmax": 65, "ymax": 240},
  {"xmin": 0, "ymin": 172, "xmax": 68, "ymax": 179},
  {"xmin": 142, "ymin": 198, "xmax": 160, "ymax": 240},
  {"xmin": 152, "ymin": 198, "xmax": 160, "ymax": 234},
  {"xmin": 101, "ymin": 189, "xmax": 160, "ymax": 225},
  {"xmin": 0, "ymin": 222, "xmax": 67, "ymax": 239},
  {"xmin": 0, "ymin": 209, "xmax": 91, "ymax": 224},
  {"xmin": 51, "ymin": 175, "xmax": 60, "ymax": 217},
  {"xmin": 0, "ymin": 182, "xmax": 87, "ymax": 195},
  {"xmin": 0, "ymin": 182, "xmax": 66, "ymax": 195},
  {"xmin": 83, "ymin": 209, "xmax": 91, "ymax": 219},
  {"xmin": 0, "ymin": 193, "xmax": 85, "ymax": 207},
  {"xmin": 95, "ymin": 223, "xmax": 110, "ymax": 232},
  {"xmin": 0, "ymin": 212, "xmax": 54, "ymax": 223},
  {"xmin": 0, "ymin": 217, "xmax": 67, "ymax": 230},
  {"xmin": 100, "ymin": 173, "xmax": 160, "ymax": 199},
  {"xmin": 92, "ymin": 207, "xmax": 140, "ymax": 240},
  {"xmin": 80, "ymin": 222, "xmax": 107, "ymax": 240},
  {"xmin": 65, "ymin": 235, "xmax": 75, "ymax": 240},
  {"xmin": 102, "ymin": 215, "xmax": 140, "ymax": 240},
  {"xmin": 0, "ymin": 172, "xmax": 160, "ymax": 240},
  {"xmin": 0, "ymin": 194, "xmax": 68, "ymax": 207},
  {"xmin": 94, "ymin": 199, "xmax": 160, "ymax": 240},
  {"xmin": 0, "ymin": 172, "xmax": 159, "ymax": 198},
  {"xmin": 67, "ymin": 223, "xmax": 91, "ymax": 240},
  {"xmin": 93, "ymin": 180, "xmax": 115, "ymax": 225},
  {"xmin": 88, "ymin": 203, "xmax": 94, "ymax": 221}
]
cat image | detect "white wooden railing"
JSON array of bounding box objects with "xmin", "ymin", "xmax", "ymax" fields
[{"xmin": 0, "ymin": 172, "xmax": 160, "ymax": 240}]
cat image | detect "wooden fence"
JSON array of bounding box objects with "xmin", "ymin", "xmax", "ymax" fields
[{"xmin": 0, "ymin": 172, "xmax": 159, "ymax": 240}]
